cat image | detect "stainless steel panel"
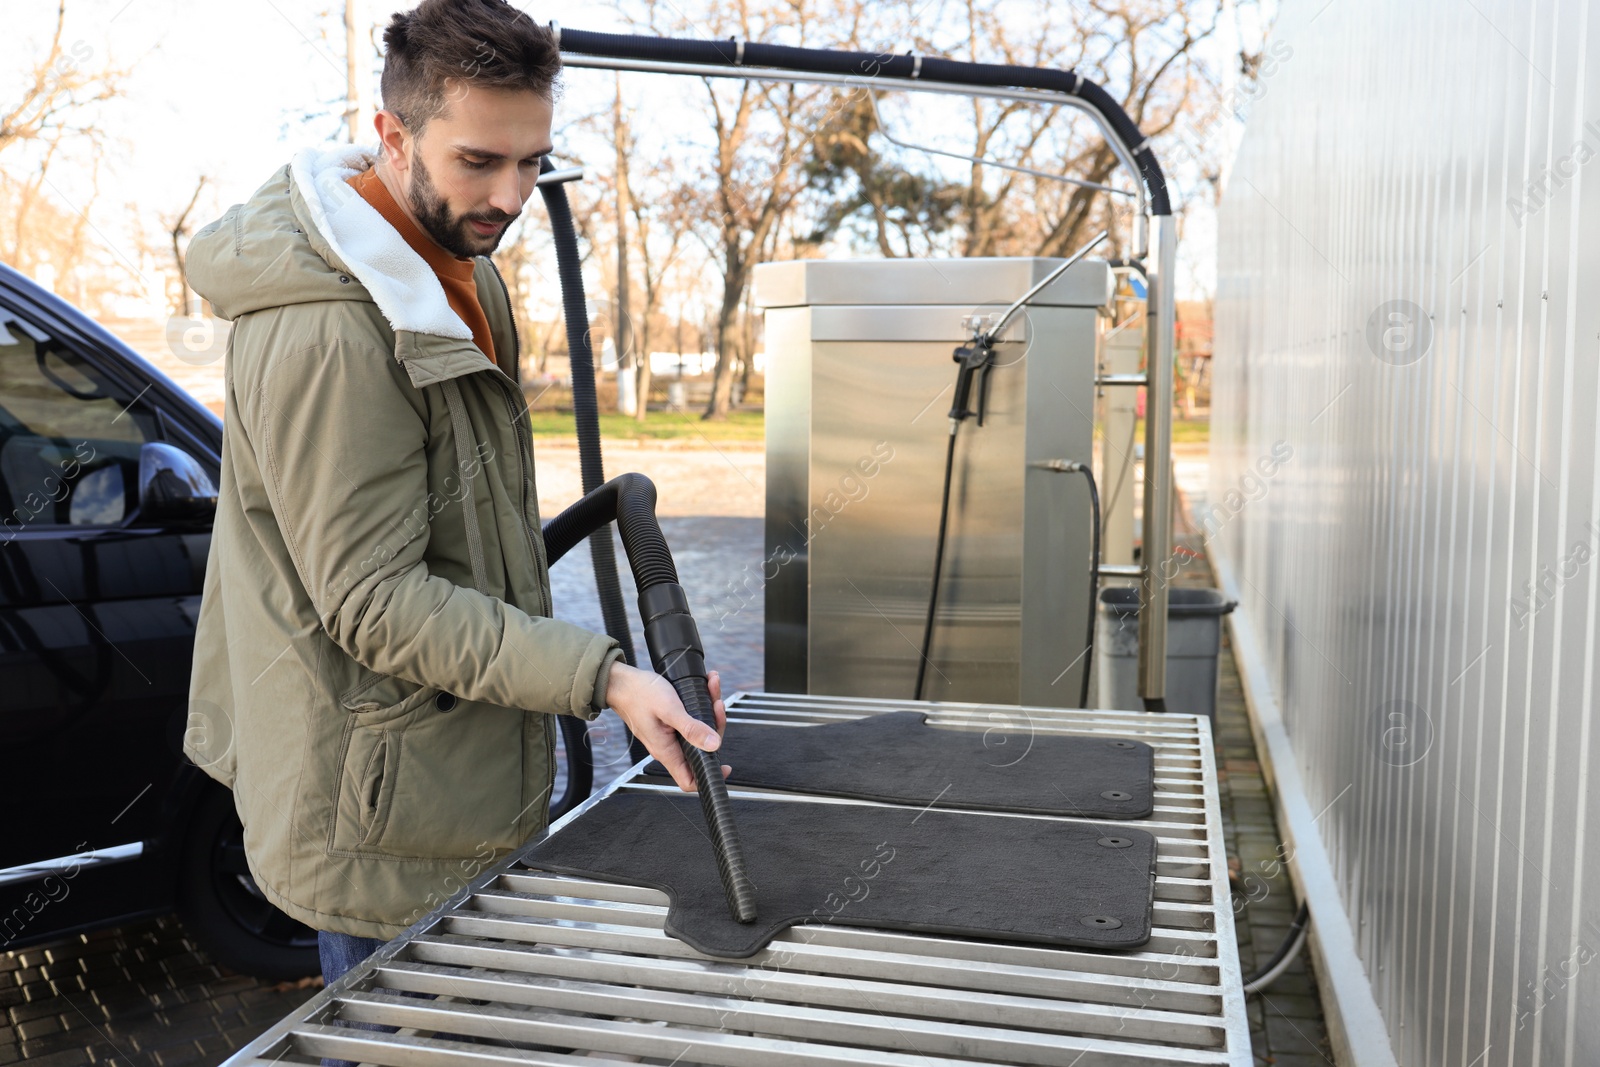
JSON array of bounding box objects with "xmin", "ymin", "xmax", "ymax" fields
[
  {"xmin": 1211, "ymin": 1, "xmax": 1600, "ymax": 1062},
  {"xmin": 758, "ymin": 259, "xmax": 1107, "ymax": 706},
  {"xmin": 805, "ymin": 305, "xmax": 1030, "ymax": 343},
  {"xmin": 754, "ymin": 256, "xmax": 1114, "ymax": 311},
  {"xmin": 220, "ymin": 693, "xmax": 1251, "ymax": 1066},
  {"xmin": 763, "ymin": 307, "xmax": 812, "ymax": 694},
  {"xmin": 1100, "ymin": 277, "xmax": 1145, "ymax": 570}
]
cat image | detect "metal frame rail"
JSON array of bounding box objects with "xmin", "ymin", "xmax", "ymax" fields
[
  {"xmin": 553, "ymin": 30, "xmax": 1176, "ymax": 708},
  {"xmin": 222, "ymin": 693, "xmax": 1250, "ymax": 1065}
]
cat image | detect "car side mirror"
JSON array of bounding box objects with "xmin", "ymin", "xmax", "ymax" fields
[{"xmin": 137, "ymin": 441, "xmax": 217, "ymax": 524}]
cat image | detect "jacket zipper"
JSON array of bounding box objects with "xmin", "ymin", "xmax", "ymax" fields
[
  {"xmin": 484, "ymin": 257, "xmax": 551, "ymax": 620},
  {"xmin": 485, "ymin": 257, "xmax": 521, "ymax": 381}
]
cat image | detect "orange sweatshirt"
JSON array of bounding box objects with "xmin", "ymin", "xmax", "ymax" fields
[{"xmin": 346, "ymin": 166, "xmax": 499, "ymax": 369}]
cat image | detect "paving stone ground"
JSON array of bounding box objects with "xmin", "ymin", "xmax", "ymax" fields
[
  {"xmin": 4, "ymin": 444, "xmax": 1335, "ymax": 1066},
  {"xmin": 1170, "ymin": 465, "xmax": 1337, "ymax": 1066},
  {"xmin": 0, "ymin": 917, "xmax": 317, "ymax": 1066}
]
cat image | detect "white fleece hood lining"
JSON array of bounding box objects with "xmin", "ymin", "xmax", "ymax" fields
[{"xmin": 289, "ymin": 143, "xmax": 473, "ymax": 341}]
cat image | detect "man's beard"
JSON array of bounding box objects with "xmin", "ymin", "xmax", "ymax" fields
[{"xmin": 406, "ymin": 151, "xmax": 517, "ymax": 257}]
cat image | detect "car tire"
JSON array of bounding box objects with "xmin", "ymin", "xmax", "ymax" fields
[{"xmin": 176, "ymin": 782, "xmax": 319, "ymax": 980}]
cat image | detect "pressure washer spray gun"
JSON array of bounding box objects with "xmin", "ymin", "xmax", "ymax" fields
[
  {"xmin": 914, "ymin": 230, "xmax": 1110, "ymax": 701},
  {"xmin": 948, "ymin": 330, "xmax": 998, "ymax": 428}
]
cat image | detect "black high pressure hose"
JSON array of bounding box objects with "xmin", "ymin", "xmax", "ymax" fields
[
  {"xmin": 1035, "ymin": 460, "xmax": 1103, "ymax": 710},
  {"xmin": 914, "ymin": 429, "xmax": 959, "ymax": 703},
  {"xmin": 919, "ymin": 446, "xmax": 1104, "ymax": 709},
  {"xmin": 543, "ymin": 473, "xmax": 759, "ymax": 924},
  {"xmin": 537, "ymin": 160, "xmax": 647, "ymax": 798},
  {"xmin": 1072, "ymin": 465, "xmax": 1101, "ymax": 709}
]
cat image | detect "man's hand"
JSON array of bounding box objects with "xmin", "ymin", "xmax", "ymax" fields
[{"xmin": 605, "ymin": 663, "xmax": 731, "ymax": 792}]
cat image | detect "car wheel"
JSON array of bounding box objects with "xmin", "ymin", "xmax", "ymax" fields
[{"xmin": 176, "ymin": 783, "xmax": 319, "ymax": 980}]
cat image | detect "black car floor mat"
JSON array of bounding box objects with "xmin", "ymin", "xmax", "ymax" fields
[
  {"xmin": 639, "ymin": 711, "xmax": 1156, "ymax": 819},
  {"xmin": 519, "ymin": 792, "xmax": 1157, "ymax": 958}
]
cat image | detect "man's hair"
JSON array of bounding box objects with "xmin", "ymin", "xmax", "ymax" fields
[{"xmin": 380, "ymin": 0, "xmax": 561, "ymax": 135}]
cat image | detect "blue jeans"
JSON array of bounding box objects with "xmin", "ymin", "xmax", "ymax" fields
[
  {"xmin": 317, "ymin": 930, "xmax": 395, "ymax": 1067},
  {"xmin": 321, "ymin": 927, "xmax": 470, "ymax": 1067},
  {"xmin": 316, "ymin": 930, "xmax": 462, "ymax": 1066}
]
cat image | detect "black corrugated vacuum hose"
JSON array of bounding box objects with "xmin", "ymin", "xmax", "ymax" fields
[
  {"xmin": 538, "ymin": 159, "xmax": 648, "ymax": 784},
  {"xmin": 544, "ymin": 473, "xmax": 760, "ymax": 924},
  {"xmin": 538, "ymin": 158, "xmax": 637, "ymax": 665}
]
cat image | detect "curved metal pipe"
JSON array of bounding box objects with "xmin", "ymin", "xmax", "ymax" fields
[{"xmin": 560, "ymin": 54, "xmax": 1150, "ymax": 237}]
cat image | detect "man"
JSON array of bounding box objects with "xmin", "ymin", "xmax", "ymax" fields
[{"xmin": 182, "ymin": 0, "xmax": 730, "ymax": 1018}]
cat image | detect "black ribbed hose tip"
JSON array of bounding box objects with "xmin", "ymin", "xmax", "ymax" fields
[
  {"xmin": 642, "ymin": 578, "xmax": 759, "ymax": 925},
  {"xmin": 675, "ymin": 680, "xmax": 758, "ymax": 924}
]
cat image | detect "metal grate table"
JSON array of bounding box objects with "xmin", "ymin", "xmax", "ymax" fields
[{"xmin": 222, "ymin": 693, "xmax": 1251, "ymax": 1065}]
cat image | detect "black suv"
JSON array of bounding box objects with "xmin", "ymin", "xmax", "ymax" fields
[
  {"xmin": 0, "ymin": 261, "xmax": 598, "ymax": 979},
  {"xmin": 0, "ymin": 261, "xmax": 324, "ymax": 978}
]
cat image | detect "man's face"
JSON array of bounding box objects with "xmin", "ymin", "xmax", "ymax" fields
[{"xmin": 386, "ymin": 82, "xmax": 554, "ymax": 258}]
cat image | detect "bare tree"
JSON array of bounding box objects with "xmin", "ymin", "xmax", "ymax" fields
[
  {"xmin": 800, "ymin": 0, "xmax": 1226, "ymax": 263},
  {"xmin": 613, "ymin": 78, "xmax": 635, "ymax": 412},
  {"xmin": 575, "ymin": 0, "xmax": 1239, "ymax": 412},
  {"xmin": 902, "ymin": 0, "xmax": 1221, "ymax": 260},
  {"xmin": 163, "ymin": 176, "xmax": 208, "ymax": 316},
  {"xmin": 630, "ymin": 174, "xmax": 693, "ymax": 421},
  {"xmin": 0, "ymin": 3, "xmax": 125, "ymax": 158},
  {"xmin": 644, "ymin": 0, "xmax": 835, "ymax": 420},
  {"xmin": 804, "ymin": 89, "xmax": 966, "ymax": 258},
  {"xmin": 493, "ymin": 229, "xmax": 538, "ymax": 382},
  {"xmin": 0, "ymin": 1, "xmax": 131, "ymax": 305},
  {"xmin": 344, "ymin": 0, "xmax": 375, "ymax": 143},
  {"xmin": 702, "ymin": 80, "xmax": 821, "ymax": 416},
  {"xmin": 1032, "ymin": 2, "xmax": 1217, "ymax": 259}
]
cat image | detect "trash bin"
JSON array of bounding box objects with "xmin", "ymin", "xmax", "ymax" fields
[{"xmin": 1095, "ymin": 587, "xmax": 1237, "ymax": 719}]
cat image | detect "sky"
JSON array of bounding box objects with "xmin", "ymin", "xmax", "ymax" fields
[{"xmin": 6, "ymin": 0, "xmax": 1276, "ymax": 309}]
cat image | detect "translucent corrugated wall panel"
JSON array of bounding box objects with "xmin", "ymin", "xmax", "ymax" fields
[{"xmin": 1213, "ymin": 0, "xmax": 1600, "ymax": 1062}]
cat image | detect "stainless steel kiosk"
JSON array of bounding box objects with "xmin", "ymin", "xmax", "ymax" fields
[{"xmin": 756, "ymin": 257, "xmax": 1114, "ymax": 706}]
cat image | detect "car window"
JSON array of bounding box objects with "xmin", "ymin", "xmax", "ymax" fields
[{"xmin": 0, "ymin": 303, "xmax": 160, "ymax": 533}]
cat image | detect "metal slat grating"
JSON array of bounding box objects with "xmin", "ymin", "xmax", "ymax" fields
[{"xmin": 222, "ymin": 694, "xmax": 1250, "ymax": 1065}]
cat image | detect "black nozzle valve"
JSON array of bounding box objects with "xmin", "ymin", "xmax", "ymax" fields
[{"xmin": 949, "ymin": 341, "xmax": 996, "ymax": 426}]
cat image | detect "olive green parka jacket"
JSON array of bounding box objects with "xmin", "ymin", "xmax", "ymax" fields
[{"xmin": 183, "ymin": 143, "xmax": 621, "ymax": 939}]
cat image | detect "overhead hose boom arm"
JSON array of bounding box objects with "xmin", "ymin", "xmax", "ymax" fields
[{"xmin": 553, "ymin": 27, "xmax": 1170, "ymax": 218}]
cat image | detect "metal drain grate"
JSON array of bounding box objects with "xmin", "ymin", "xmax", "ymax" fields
[{"xmin": 223, "ymin": 693, "xmax": 1250, "ymax": 1065}]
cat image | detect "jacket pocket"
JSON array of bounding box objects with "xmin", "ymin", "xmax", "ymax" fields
[
  {"xmin": 356, "ymin": 732, "xmax": 395, "ymax": 844},
  {"xmin": 339, "ymin": 670, "xmax": 438, "ymax": 723},
  {"xmin": 328, "ymin": 699, "xmax": 528, "ymax": 861},
  {"xmin": 330, "ymin": 720, "xmax": 403, "ymax": 853},
  {"xmin": 329, "ymin": 672, "xmax": 436, "ymax": 854}
]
